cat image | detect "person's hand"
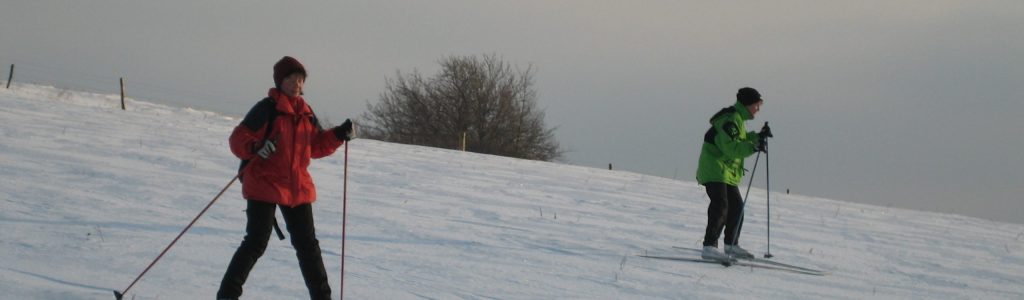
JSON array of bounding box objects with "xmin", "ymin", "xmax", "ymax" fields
[
  {"xmin": 256, "ymin": 140, "xmax": 276, "ymax": 159},
  {"xmin": 756, "ymin": 138, "xmax": 768, "ymax": 152},
  {"xmin": 334, "ymin": 119, "xmax": 354, "ymax": 141}
]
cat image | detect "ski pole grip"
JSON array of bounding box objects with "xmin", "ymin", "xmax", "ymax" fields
[{"xmin": 760, "ymin": 122, "xmax": 773, "ymax": 138}]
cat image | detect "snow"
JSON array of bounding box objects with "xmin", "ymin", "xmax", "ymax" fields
[{"xmin": 1, "ymin": 82, "xmax": 1022, "ymax": 299}]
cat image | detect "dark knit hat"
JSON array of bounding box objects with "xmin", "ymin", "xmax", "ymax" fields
[
  {"xmin": 737, "ymin": 87, "xmax": 762, "ymax": 106},
  {"xmin": 273, "ymin": 56, "xmax": 307, "ymax": 88}
]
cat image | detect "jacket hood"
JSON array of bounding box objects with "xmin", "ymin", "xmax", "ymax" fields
[{"xmin": 708, "ymin": 101, "xmax": 754, "ymax": 124}]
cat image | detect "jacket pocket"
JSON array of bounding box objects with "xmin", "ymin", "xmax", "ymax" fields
[{"xmin": 252, "ymin": 157, "xmax": 288, "ymax": 184}]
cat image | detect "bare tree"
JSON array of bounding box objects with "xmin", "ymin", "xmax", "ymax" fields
[{"xmin": 361, "ymin": 54, "xmax": 562, "ymax": 161}]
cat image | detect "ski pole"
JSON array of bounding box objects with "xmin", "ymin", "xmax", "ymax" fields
[
  {"xmin": 764, "ymin": 140, "xmax": 773, "ymax": 259},
  {"xmin": 114, "ymin": 174, "xmax": 239, "ymax": 300},
  {"xmin": 732, "ymin": 150, "xmax": 761, "ymax": 243},
  {"xmin": 340, "ymin": 141, "xmax": 349, "ymax": 300}
]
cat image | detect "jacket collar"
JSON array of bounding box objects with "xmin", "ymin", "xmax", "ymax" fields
[
  {"xmin": 268, "ymin": 88, "xmax": 312, "ymax": 116},
  {"xmin": 733, "ymin": 101, "xmax": 754, "ymax": 121}
]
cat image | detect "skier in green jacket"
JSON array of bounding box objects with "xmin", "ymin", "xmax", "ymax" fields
[{"xmin": 696, "ymin": 87, "xmax": 771, "ymax": 260}]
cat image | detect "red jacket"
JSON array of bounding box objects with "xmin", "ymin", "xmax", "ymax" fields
[{"xmin": 230, "ymin": 88, "xmax": 344, "ymax": 207}]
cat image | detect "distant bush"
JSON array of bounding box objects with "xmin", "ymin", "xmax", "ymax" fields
[{"xmin": 361, "ymin": 54, "xmax": 562, "ymax": 161}]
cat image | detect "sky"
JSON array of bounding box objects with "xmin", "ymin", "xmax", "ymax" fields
[{"xmin": 2, "ymin": 0, "xmax": 1022, "ymax": 224}]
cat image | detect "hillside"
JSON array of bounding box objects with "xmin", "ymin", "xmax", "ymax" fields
[{"xmin": 1, "ymin": 83, "xmax": 1022, "ymax": 299}]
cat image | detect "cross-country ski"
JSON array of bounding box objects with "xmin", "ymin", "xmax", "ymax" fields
[
  {"xmin": 671, "ymin": 246, "xmax": 828, "ymax": 274},
  {"xmin": 638, "ymin": 254, "xmax": 829, "ymax": 276}
]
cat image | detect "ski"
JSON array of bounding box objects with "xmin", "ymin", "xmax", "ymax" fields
[
  {"xmin": 734, "ymin": 259, "xmax": 828, "ymax": 276},
  {"xmin": 640, "ymin": 254, "xmax": 828, "ymax": 276},
  {"xmin": 638, "ymin": 254, "xmax": 736, "ymax": 266},
  {"xmin": 672, "ymin": 246, "xmax": 829, "ymax": 275}
]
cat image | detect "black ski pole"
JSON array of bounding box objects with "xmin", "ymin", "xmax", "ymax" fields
[
  {"xmin": 732, "ymin": 149, "xmax": 761, "ymax": 244},
  {"xmin": 114, "ymin": 175, "xmax": 239, "ymax": 300}
]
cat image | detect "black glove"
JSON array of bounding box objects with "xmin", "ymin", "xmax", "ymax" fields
[
  {"xmin": 334, "ymin": 119, "xmax": 354, "ymax": 141},
  {"xmin": 756, "ymin": 138, "xmax": 768, "ymax": 152}
]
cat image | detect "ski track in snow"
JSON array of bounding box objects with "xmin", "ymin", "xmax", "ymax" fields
[{"xmin": 1, "ymin": 83, "xmax": 1023, "ymax": 299}]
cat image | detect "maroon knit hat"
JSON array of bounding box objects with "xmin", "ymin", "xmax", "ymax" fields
[{"xmin": 273, "ymin": 56, "xmax": 307, "ymax": 88}]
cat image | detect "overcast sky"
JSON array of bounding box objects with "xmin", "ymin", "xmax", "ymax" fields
[{"xmin": 2, "ymin": 0, "xmax": 1022, "ymax": 224}]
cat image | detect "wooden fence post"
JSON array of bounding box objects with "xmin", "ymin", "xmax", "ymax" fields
[
  {"xmin": 461, "ymin": 131, "xmax": 467, "ymax": 151},
  {"xmin": 5, "ymin": 64, "xmax": 12, "ymax": 89},
  {"xmin": 120, "ymin": 77, "xmax": 126, "ymax": 110}
]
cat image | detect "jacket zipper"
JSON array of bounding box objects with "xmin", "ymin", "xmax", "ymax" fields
[{"xmin": 290, "ymin": 115, "xmax": 302, "ymax": 205}]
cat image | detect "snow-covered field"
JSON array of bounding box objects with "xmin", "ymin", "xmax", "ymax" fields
[{"xmin": 1, "ymin": 82, "xmax": 1022, "ymax": 299}]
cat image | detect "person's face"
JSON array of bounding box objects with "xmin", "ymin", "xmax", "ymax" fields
[
  {"xmin": 280, "ymin": 73, "xmax": 305, "ymax": 97},
  {"xmin": 746, "ymin": 100, "xmax": 763, "ymax": 118}
]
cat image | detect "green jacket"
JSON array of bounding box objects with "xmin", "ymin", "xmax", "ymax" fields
[{"xmin": 696, "ymin": 101, "xmax": 761, "ymax": 186}]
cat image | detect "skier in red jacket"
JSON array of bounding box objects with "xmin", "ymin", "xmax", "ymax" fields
[{"xmin": 218, "ymin": 56, "xmax": 353, "ymax": 300}]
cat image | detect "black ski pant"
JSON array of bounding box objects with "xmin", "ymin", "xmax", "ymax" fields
[
  {"xmin": 702, "ymin": 182, "xmax": 745, "ymax": 247},
  {"xmin": 218, "ymin": 200, "xmax": 331, "ymax": 300}
]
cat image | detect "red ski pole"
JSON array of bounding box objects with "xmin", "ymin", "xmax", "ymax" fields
[
  {"xmin": 114, "ymin": 175, "xmax": 239, "ymax": 300},
  {"xmin": 340, "ymin": 141, "xmax": 349, "ymax": 299}
]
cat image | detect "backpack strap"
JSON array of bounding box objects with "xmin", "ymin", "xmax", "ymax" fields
[
  {"xmin": 240, "ymin": 97, "xmax": 279, "ymax": 138},
  {"xmin": 238, "ymin": 97, "xmax": 279, "ymax": 176}
]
